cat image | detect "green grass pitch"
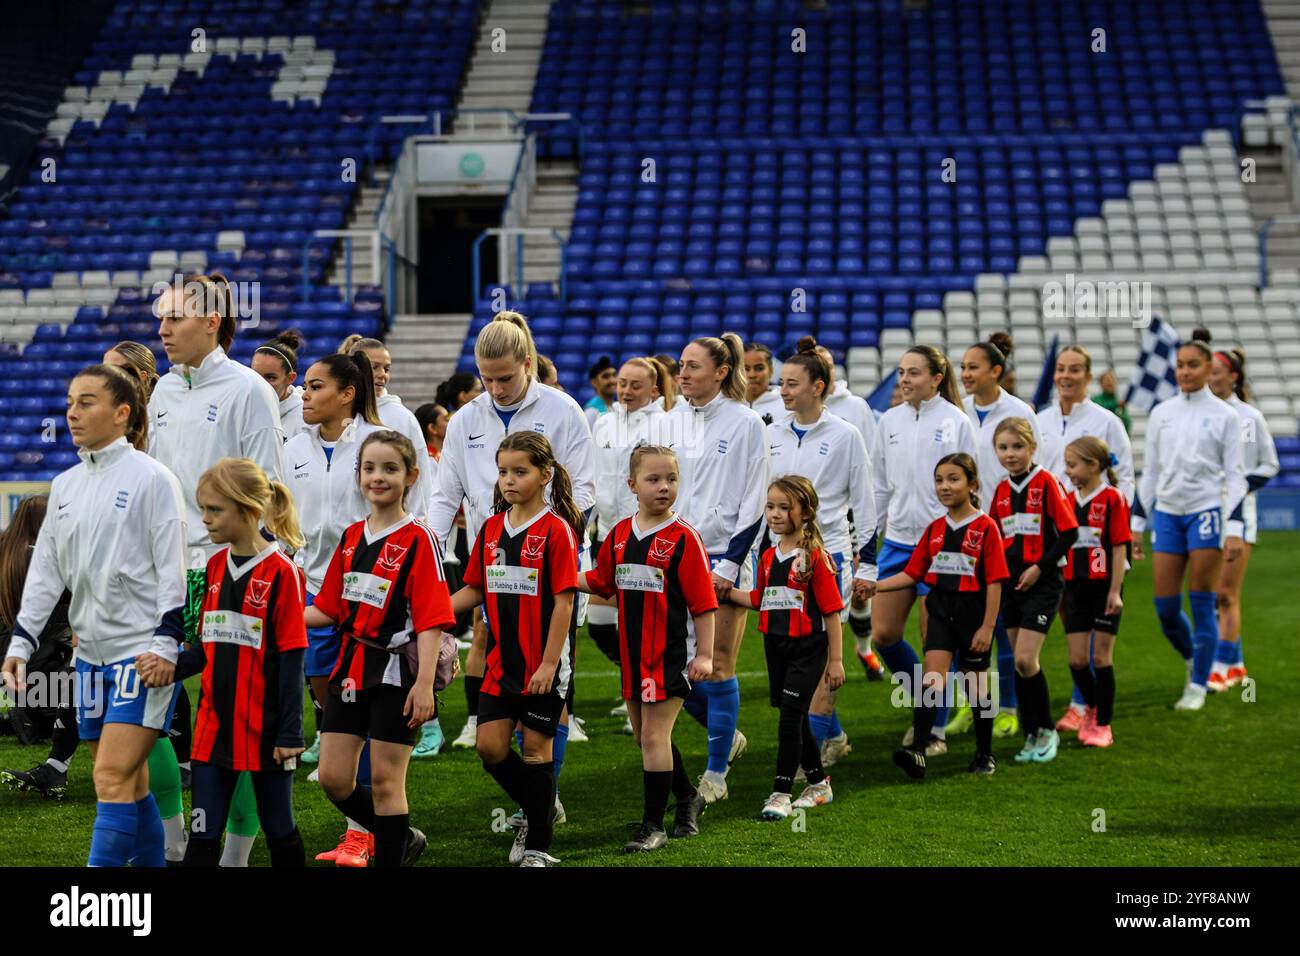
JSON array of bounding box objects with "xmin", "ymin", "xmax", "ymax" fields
[{"xmin": 2, "ymin": 532, "xmax": 1298, "ymax": 867}]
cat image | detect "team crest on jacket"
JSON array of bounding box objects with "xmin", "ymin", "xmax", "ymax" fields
[
  {"xmin": 247, "ymin": 579, "xmax": 271, "ymax": 608},
  {"xmin": 1089, "ymin": 502, "xmax": 1107, "ymax": 523},
  {"xmin": 379, "ymin": 542, "xmax": 408, "ymax": 570},
  {"xmin": 649, "ymin": 536, "xmax": 676, "ymax": 562},
  {"xmin": 523, "ymin": 534, "xmax": 547, "ymax": 561},
  {"xmin": 964, "ymin": 527, "xmax": 985, "ymax": 550},
  {"xmin": 1027, "ymin": 487, "xmax": 1044, "ymax": 508}
]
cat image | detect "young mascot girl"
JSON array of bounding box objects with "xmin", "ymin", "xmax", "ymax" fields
[
  {"xmin": 305, "ymin": 431, "xmax": 456, "ymax": 867},
  {"xmin": 1062, "ymin": 437, "xmax": 1131, "ymax": 747},
  {"xmin": 579, "ymin": 444, "xmax": 716, "ymax": 852},
  {"xmin": 3, "ymin": 365, "xmax": 187, "ymax": 866},
  {"xmin": 137, "ymin": 459, "xmax": 309, "ymax": 866},
  {"xmin": 452, "ymin": 432, "xmax": 582, "ymax": 867},
  {"xmin": 878, "ymin": 454, "xmax": 1009, "ymax": 779},
  {"xmin": 989, "ymin": 418, "xmax": 1078, "ymax": 764},
  {"xmin": 730, "ymin": 477, "xmax": 845, "ymax": 819}
]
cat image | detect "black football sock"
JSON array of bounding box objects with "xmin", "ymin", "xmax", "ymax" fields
[
  {"xmin": 49, "ymin": 703, "xmax": 79, "ymax": 765},
  {"xmin": 643, "ymin": 770, "xmax": 672, "ymax": 828},
  {"xmin": 1095, "ymin": 665, "xmax": 1115, "ymax": 726},
  {"xmin": 1014, "ymin": 672, "xmax": 1038, "ymax": 735},
  {"xmin": 484, "ymin": 749, "xmax": 530, "ymax": 807},
  {"xmin": 972, "ymin": 701, "xmax": 994, "ymax": 757},
  {"xmin": 328, "ymin": 783, "xmax": 375, "ymax": 832},
  {"xmin": 522, "ymin": 760, "xmax": 556, "ymax": 853},
  {"xmin": 267, "ymin": 829, "xmax": 305, "ymax": 867},
  {"xmin": 372, "ymin": 813, "xmax": 410, "ymax": 868}
]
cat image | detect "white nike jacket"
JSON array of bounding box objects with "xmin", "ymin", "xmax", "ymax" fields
[
  {"xmin": 767, "ymin": 410, "xmax": 877, "ymax": 578},
  {"xmin": 1037, "ymin": 397, "xmax": 1135, "ymax": 503},
  {"xmin": 963, "ymin": 388, "xmax": 1043, "ymax": 501},
  {"xmin": 1228, "ymin": 394, "xmax": 1279, "ymax": 492},
  {"xmin": 668, "ymin": 392, "xmax": 769, "ymax": 580},
  {"xmin": 283, "ymin": 418, "xmax": 384, "ymax": 594},
  {"xmin": 9, "ymin": 437, "xmax": 188, "ymax": 667},
  {"xmin": 873, "ymin": 394, "xmax": 980, "ymax": 546},
  {"xmin": 376, "ymin": 390, "xmax": 432, "ymax": 521},
  {"xmin": 1133, "ymin": 386, "xmax": 1248, "ymax": 538},
  {"xmin": 592, "ymin": 401, "xmax": 671, "ymax": 536},
  {"xmin": 148, "ymin": 346, "xmax": 285, "ymax": 563},
  {"xmin": 428, "ymin": 381, "xmax": 596, "ymax": 545}
]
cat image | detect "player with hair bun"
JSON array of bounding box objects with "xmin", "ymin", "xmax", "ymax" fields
[{"xmin": 253, "ymin": 329, "xmax": 307, "ymax": 438}]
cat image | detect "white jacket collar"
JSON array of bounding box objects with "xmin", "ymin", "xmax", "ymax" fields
[
  {"xmin": 785, "ymin": 409, "xmax": 833, "ymax": 435},
  {"xmin": 79, "ymin": 435, "xmax": 132, "ymax": 472},
  {"xmin": 280, "ymin": 386, "xmax": 303, "ymax": 417},
  {"xmin": 1181, "ymin": 385, "xmax": 1212, "ymax": 403},
  {"xmin": 830, "ymin": 381, "xmax": 852, "ymax": 400},
  {"xmin": 912, "ymin": 393, "xmax": 949, "ymax": 417},
  {"xmin": 304, "ymin": 417, "xmax": 361, "ymax": 444},
  {"xmin": 171, "ymin": 345, "xmax": 230, "ymax": 386},
  {"xmin": 686, "ymin": 390, "xmax": 730, "ymax": 420}
]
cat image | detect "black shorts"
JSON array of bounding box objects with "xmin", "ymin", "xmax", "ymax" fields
[
  {"xmin": 478, "ymin": 688, "xmax": 565, "ymax": 737},
  {"xmin": 762, "ymin": 632, "xmax": 829, "ymax": 709},
  {"xmin": 1063, "ymin": 579, "xmax": 1122, "ymax": 635},
  {"xmin": 1000, "ymin": 564, "xmax": 1064, "ymax": 634},
  {"xmin": 923, "ymin": 589, "xmax": 991, "ymax": 671},
  {"xmin": 321, "ymin": 684, "xmax": 420, "ymax": 747}
]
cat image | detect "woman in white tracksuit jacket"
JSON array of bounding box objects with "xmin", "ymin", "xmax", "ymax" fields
[
  {"xmin": 868, "ymin": 346, "xmax": 979, "ymax": 750},
  {"xmin": 1207, "ymin": 347, "xmax": 1279, "ymax": 690},
  {"xmin": 283, "ymin": 352, "xmax": 385, "ymax": 746},
  {"xmin": 670, "ymin": 333, "xmax": 769, "ymax": 803},
  {"xmin": 427, "ymin": 312, "xmax": 594, "ymax": 780},
  {"xmin": 956, "ymin": 340, "xmax": 1042, "ymax": 736},
  {"xmin": 1131, "ymin": 335, "xmax": 1247, "ymax": 712},
  {"xmin": 149, "ymin": 275, "xmax": 287, "ymax": 864},
  {"xmin": 341, "ymin": 336, "xmax": 433, "ymax": 521},
  {"xmin": 588, "ymin": 358, "xmax": 674, "ymax": 671},
  {"xmin": 252, "ymin": 330, "xmax": 307, "ymax": 439},
  {"xmin": 766, "ymin": 339, "xmax": 875, "ymax": 766},
  {"xmin": 3, "ymin": 364, "xmax": 187, "ymax": 867}
]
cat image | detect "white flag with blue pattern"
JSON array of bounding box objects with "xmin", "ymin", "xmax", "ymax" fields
[{"xmin": 1124, "ymin": 315, "xmax": 1180, "ymax": 413}]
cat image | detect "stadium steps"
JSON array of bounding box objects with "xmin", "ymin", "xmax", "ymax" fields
[
  {"xmin": 455, "ymin": 0, "xmax": 551, "ymax": 116},
  {"xmin": 1243, "ymin": 145, "xmax": 1300, "ymax": 274},
  {"xmin": 327, "ymin": 167, "xmax": 391, "ymax": 296},
  {"xmin": 1263, "ymin": 0, "xmax": 1300, "ymax": 98},
  {"xmin": 384, "ymin": 313, "xmax": 473, "ymax": 408},
  {"xmin": 519, "ymin": 160, "xmax": 578, "ymax": 286}
]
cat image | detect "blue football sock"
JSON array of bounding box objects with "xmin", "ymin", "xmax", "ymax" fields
[
  {"xmin": 878, "ymin": 640, "xmax": 921, "ymax": 699},
  {"xmin": 1188, "ymin": 591, "xmax": 1218, "ymax": 687},
  {"xmin": 705, "ymin": 678, "xmax": 740, "ymax": 775},
  {"xmin": 808, "ymin": 713, "xmax": 834, "ymax": 745},
  {"xmin": 89, "ymin": 801, "xmax": 138, "ymax": 867},
  {"xmin": 1215, "ymin": 638, "xmax": 1237, "ymax": 665},
  {"xmin": 128, "ymin": 793, "xmax": 165, "ymax": 867},
  {"xmin": 996, "ymin": 620, "xmax": 1020, "ymax": 709},
  {"xmin": 1233, "ymin": 640, "xmax": 1244, "ymax": 666},
  {"xmin": 552, "ymin": 723, "xmax": 569, "ymax": 790},
  {"xmin": 1154, "ymin": 595, "xmax": 1194, "ymax": 661},
  {"xmin": 932, "ymin": 659, "xmax": 959, "ymax": 732},
  {"xmin": 514, "ymin": 729, "xmax": 524, "ymax": 752},
  {"xmin": 827, "ymin": 710, "xmax": 843, "ymax": 738},
  {"xmin": 357, "ymin": 740, "xmax": 371, "ymax": 787},
  {"xmin": 683, "ymin": 683, "xmax": 709, "ymax": 728}
]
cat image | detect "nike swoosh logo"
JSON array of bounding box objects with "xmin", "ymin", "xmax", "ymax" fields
[
  {"xmin": 468, "ymin": 433, "xmax": 485, "ymax": 441},
  {"xmin": 708, "ymin": 735, "xmax": 722, "ymax": 742},
  {"xmin": 157, "ymin": 411, "xmax": 168, "ymax": 419},
  {"xmin": 294, "ymin": 461, "xmax": 308, "ymax": 470},
  {"xmin": 58, "ymin": 503, "xmax": 69, "ymax": 510}
]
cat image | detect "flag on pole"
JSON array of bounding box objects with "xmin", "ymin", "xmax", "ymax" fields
[
  {"xmin": 1032, "ymin": 334, "xmax": 1060, "ymax": 412},
  {"xmin": 1124, "ymin": 315, "xmax": 1180, "ymax": 413},
  {"xmin": 866, "ymin": 368, "xmax": 898, "ymax": 415}
]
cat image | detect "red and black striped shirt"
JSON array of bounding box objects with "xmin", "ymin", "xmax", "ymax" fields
[
  {"xmin": 904, "ymin": 512, "xmax": 1010, "ymax": 593},
  {"xmin": 1065, "ymin": 484, "xmax": 1132, "ymax": 582},
  {"xmin": 586, "ymin": 514, "xmax": 718, "ymax": 698},
  {"xmin": 315, "ymin": 515, "xmax": 456, "ymax": 691},
  {"xmin": 991, "ymin": 466, "xmax": 1079, "ymax": 567},
  {"xmin": 192, "ymin": 546, "xmax": 307, "ymax": 772},
  {"xmin": 749, "ymin": 545, "xmax": 845, "ymax": 637},
  {"xmin": 464, "ymin": 508, "xmax": 579, "ymax": 697}
]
